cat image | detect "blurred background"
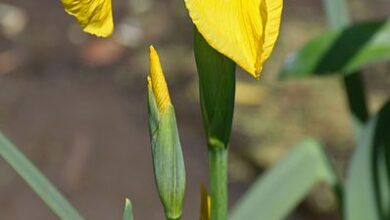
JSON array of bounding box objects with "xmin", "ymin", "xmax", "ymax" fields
[{"xmin": 0, "ymin": 0, "xmax": 389, "ymax": 219}]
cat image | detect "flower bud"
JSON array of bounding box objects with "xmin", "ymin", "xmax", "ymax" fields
[{"xmin": 147, "ymin": 46, "xmax": 186, "ymax": 220}]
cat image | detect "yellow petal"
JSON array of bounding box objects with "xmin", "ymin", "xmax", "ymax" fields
[
  {"xmin": 185, "ymin": 0, "xmax": 283, "ymax": 78},
  {"xmin": 199, "ymin": 184, "xmax": 211, "ymax": 220},
  {"xmin": 148, "ymin": 45, "xmax": 171, "ymax": 113},
  {"xmin": 61, "ymin": 0, "xmax": 114, "ymax": 37}
]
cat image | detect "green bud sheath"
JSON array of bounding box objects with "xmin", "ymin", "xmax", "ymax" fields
[
  {"xmin": 194, "ymin": 28, "xmax": 236, "ymax": 150},
  {"xmin": 147, "ymin": 85, "xmax": 186, "ymax": 220},
  {"xmin": 194, "ymin": 28, "xmax": 236, "ymax": 220}
]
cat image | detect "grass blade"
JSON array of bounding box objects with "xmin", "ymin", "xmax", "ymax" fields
[{"xmin": 0, "ymin": 132, "xmax": 84, "ymax": 220}]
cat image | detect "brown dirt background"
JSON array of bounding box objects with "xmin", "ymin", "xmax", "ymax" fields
[{"xmin": 0, "ymin": 0, "xmax": 389, "ymax": 219}]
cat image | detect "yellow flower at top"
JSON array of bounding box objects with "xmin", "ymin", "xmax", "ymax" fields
[
  {"xmin": 61, "ymin": 0, "xmax": 114, "ymax": 37},
  {"xmin": 148, "ymin": 46, "xmax": 172, "ymax": 113},
  {"xmin": 185, "ymin": 0, "xmax": 283, "ymax": 79}
]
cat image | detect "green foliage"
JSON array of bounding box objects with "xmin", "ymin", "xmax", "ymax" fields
[
  {"xmin": 123, "ymin": 198, "xmax": 134, "ymax": 220},
  {"xmin": 230, "ymin": 139, "xmax": 340, "ymax": 220},
  {"xmin": 322, "ymin": 0, "xmax": 369, "ymax": 132},
  {"xmin": 345, "ymin": 101, "xmax": 390, "ymax": 220},
  {"xmin": 323, "ymin": 0, "xmax": 350, "ymax": 28},
  {"xmin": 0, "ymin": 132, "xmax": 84, "ymax": 220},
  {"xmin": 342, "ymin": 73, "xmax": 369, "ymax": 130},
  {"xmin": 277, "ymin": 0, "xmax": 389, "ymax": 218},
  {"xmin": 194, "ymin": 28, "xmax": 236, "ymax": 150},
  {"xmin": 279, "ymin": 19, "xmax": 390, "ymax": 79},
  {"xmin": 147, "ymin": 87, "xmax": 186, "ymax": 220}
]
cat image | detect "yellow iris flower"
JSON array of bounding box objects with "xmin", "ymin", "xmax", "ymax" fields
[
  {"xmin": 185, "ymin": 0, "xmax": 283, "ymax": 78},
  {"xmin": 61, "ymin": 0, "xmax": 114, "ymax": 37}
]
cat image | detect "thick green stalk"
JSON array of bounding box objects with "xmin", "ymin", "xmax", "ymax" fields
[{"xmin": 209, "ymin": 148, "xmax": 228, "ymax": 220}]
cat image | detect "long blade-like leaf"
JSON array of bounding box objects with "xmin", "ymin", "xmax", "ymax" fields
[
  {"xmin": 345, "ymin": 100, "xmax": 390, "ymax": 220},
  {"xmin": 230, "ymin": 139, "xmax": 340, "ymax": 220},
  {"xmin": 322, "ymin": 0, "xmax": 369, "ymax": 132},
  {"xmin": 280, "ymin": 19, "xmax": 390, "ymax": 79},
  {"xmin": 0, "ymin": 132, "xmax": 84, "ymax": 220}
]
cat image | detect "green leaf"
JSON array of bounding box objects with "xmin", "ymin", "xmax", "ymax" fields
[
  {"xmin": 345, "ymin": 100, "xmax": 390, "ymax": 220},
  {"xmin": 0, "ymin": 132, "xmax": 84, "ymax": 220},
  {"xmin": 123, "ymin": 198, "xmax": 134, "ymax": 220},
  {"xmin": 322, "ymin": 0, "xmax": 370, "ymax": 133},
  {"xmin": 194, "ymin": 28, "xmax": 236, "ymax": 150},
  {"xmin": 280, "ymin": 19, "xmax": 390, "ymax": 79},
  {"xmin": 230, "ymin": 139, "xmax": 340, "ymax": 220}
]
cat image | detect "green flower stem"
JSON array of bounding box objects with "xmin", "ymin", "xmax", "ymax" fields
[{"xmin": 209, "ymin": 147, "xmax": 228, "ymax": 220}]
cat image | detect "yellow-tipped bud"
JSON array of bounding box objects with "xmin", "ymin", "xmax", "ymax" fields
[
  {"xmin": 148, "ymin": 46, "xmax": 171, "ymax": 113},
  {"xmin": 147, "ymin": 50, "xmax": 186, "ymax": 219}
]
